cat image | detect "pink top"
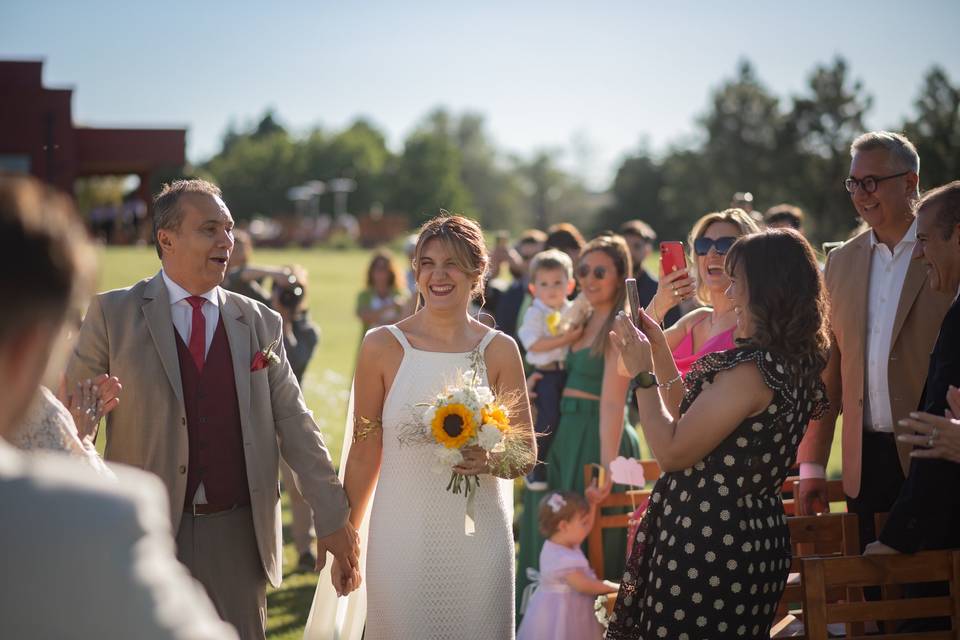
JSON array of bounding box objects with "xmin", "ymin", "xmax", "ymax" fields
[{"xmin": 672, "ymin": 317, "xmax": 737, "ymax": 377}]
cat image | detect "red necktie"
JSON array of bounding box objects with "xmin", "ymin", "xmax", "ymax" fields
[{"xmin": 186, "ymin": 296, "xmax": 206, "ymax": 373}]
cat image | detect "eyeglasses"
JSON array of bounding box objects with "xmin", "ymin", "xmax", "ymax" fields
[
  {"xmin": 844, "ymin": 171, "xmax": 910, "ymax": 194},
  {"xmin": 577, "ymin": 264, "xmax": 607, "ymax": 280},
  {"xmin": 693, "ymin": 236, "xmax": 737, "ymax": 256}
]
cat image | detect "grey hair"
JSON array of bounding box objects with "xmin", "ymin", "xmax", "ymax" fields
[
  {"xmin": 850, "ymin": 131, "xmax": 920, "ymax": 175},
  {"xmin": 152, "ymin": 179, "xmax": 223, "ymax": 259}
]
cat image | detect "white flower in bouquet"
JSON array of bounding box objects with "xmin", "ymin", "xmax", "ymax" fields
[
  {"xmin": 474, "ymin": 385, "xmax": 495, "ymax": 407},
  {"xmin": 432, "ymin": 445, "xmax": 464, "ymax": 474},
  {"xmin": 477, "ymin": 423, "xmax": 504, "ymax": 451}
]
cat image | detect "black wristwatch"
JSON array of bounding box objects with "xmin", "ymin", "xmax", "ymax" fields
[{"xmin": 633, "ymin": 371, "xmax": 658, "ymax": 389}]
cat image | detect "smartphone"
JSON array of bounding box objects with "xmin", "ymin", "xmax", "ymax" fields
[
  {"xmin": 590, "ymin": 463, "xmax": 606, "ymax": 488},
  {"xmin": 625, "ymin": 278, "xmax": 641, "ymax": 325},
  {"xmin": 660, "ymin": 241, "xmax": 687, "ymax": 275}
]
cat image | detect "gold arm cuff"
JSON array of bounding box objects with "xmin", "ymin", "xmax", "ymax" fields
[{"xmin": 352, "ymin": 415, "xmax": 383, "ymax": 443}]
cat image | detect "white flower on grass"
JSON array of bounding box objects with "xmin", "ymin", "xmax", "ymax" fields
[
  {"xmin": 477, "ymin": 424, "xmax": 504, "ymax": 451},
  {"xmin": 432, "ymin": 445, "xmax": 464, "ymax": 474}
]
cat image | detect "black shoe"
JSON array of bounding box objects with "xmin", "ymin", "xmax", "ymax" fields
[{"xmin": 297, "ymin": 550, "xmax": 317, "ymax": 572}]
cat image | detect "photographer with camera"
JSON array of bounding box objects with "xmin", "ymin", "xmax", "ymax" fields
[{"xmin": 270, "ymin": 265, "xmax": 322, "ymax": 571}]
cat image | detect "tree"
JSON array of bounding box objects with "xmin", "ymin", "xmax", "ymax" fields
[
  {"xmin": 904, "ymin": 66, "xmax": 960, "ymax": 190},
  {"xmin": 786, "ymin": 57, "xmax": 873, "ymax": 240},
  {"xmin": 595, "ymin": 152, "xmax": 665, "ymax": 235},
  {"xmin": 388, "ymin": 127, "xmax": 473, "ymax": 225}
]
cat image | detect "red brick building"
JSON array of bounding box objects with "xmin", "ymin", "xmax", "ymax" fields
[{"xmin": 0, "ymin": 59, "xmax": 186, "ymax": 210}]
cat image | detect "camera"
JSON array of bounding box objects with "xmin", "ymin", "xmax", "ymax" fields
[{"xmin": 275, "ymin": 273, "xmax": 305, "ymax": 310}]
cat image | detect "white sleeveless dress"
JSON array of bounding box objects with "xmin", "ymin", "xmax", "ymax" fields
[{"xmin": 304, "ymin": 325, "xmax": 516, "ymax": 640}]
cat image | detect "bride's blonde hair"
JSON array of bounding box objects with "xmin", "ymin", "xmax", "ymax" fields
[{"xmin": 412, "ymin": 213, "xmax": 489, "ymax": 311}]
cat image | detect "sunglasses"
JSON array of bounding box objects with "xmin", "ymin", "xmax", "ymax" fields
[
  {"xmin": 577, "ymin": 264, "xmax": 607, "ymax": 280},
  {"xmin": 693, "ymin": 236, "xmax": 737, "ymax": 256}
]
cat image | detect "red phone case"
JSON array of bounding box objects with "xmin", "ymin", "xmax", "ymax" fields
[{"xmin": 660, "ymin": 241, "xmax": 687, "ymax": 274}]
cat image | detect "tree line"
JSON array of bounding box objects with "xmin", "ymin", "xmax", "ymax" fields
[{"xmin": 199, "ymin": 57, "xmax": 959, "ymax": 245}]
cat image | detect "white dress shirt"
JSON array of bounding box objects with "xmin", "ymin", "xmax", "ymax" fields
[
  {"xmin": 161, "ymin": 270, "xmax": 221, "ymax": 504},
  {"xmin": 862, "ymin": 218, "xmax": 917, "ymax": 433},
  {"xmin": 162, "ymin": 270, "xmax": 220, "ymax": 359},
  {"xmin": 517, "ymin": 298, "xmax": 573, "ymax": 367},
  {"xmin": 800, "ymin": 219, "xmax": 917, "ymax": 481}
]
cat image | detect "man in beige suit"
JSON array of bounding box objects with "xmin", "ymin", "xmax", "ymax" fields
[
  {"xmin": 797, "ymin": 132, "xmax": 954, "ymax": 552},
  {"xmin": 67, "ymin": 180, "xmax": 358, "ymax": 639},
  {"xmin": 0, "ymin": 175, "xmax": 237, "ymax": 639}
]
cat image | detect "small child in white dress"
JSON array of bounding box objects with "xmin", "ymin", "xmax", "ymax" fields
[{"xmin": 517, "ymin": 485, "xmax": 618, "ymax": 640}]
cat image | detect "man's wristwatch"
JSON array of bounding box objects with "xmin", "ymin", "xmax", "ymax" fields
[{"xmin": 633, "ymin": 371, "xmax": 658, "ymax": 389}]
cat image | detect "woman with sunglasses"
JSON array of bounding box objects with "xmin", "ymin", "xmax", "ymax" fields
[
  {"xmin": 516, "ymin": 234, "xmax": 642, "ymax": 616},
  {"xmin": 647, "ymin": 209, "xmax": 760, "ymax": 377}
]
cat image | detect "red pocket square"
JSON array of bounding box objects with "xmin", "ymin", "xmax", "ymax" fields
[{"xmin": 250, "ymin": 351, "xmax": 270, "ymax": 372}]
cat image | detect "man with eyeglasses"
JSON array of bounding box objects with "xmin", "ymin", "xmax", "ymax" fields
[{"xmin": 796, "ymin": 131, "xmax": 954, "ymax": 559}]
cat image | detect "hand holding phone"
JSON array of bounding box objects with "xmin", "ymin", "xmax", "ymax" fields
[
  {"xmin": 660, "ymin": 241, "xmax": 687, "ymax": 275},
  {"xmin": 625, "ymin": 278, "xmax": 641, "ymax": 325}
]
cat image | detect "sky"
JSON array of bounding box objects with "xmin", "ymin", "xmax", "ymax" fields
[{"xmin": 3, "ymin": 0, "xmax": 958, "ymax": 188}]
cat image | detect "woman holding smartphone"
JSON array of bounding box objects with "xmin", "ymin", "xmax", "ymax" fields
[
  {"xmin": 647, "ymin": 209, "xmax": 760, "ymax": 377},
  {"xmin": 606, "ymin": 228, "xmax": 829, "ymax": 639}
]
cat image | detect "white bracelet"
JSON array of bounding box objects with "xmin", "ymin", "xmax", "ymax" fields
[{"xmin": 659, "ymin": 374, "xmax": 683, "ymax": 391}]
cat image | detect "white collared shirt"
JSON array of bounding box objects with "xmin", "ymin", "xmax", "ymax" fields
[
  {"xmin": 161, "ymin": 270, "xmax": 220, "ymax": 359},
  {"xmin": 518, "ymin": 298, "xmax": 573, "ymax": 367},
  {"xmin": 862, "ymin": 217, "xmax": 918, "ymax": 432}
]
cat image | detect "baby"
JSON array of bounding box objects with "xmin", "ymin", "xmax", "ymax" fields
[{"xmin": 517, "ymin": 249, "xmax": 583, "ymax": 490}]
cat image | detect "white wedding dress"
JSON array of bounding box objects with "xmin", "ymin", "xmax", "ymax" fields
[{"xmin": 304, "ymin": 325, "xmax": 515, "ymax": 640}]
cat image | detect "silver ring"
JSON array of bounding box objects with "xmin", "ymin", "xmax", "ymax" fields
[
  {"xmin": 926, "ymin": 435, "xmax": 935, "ymax": 448},
  {"xmin": 932, "ymin": 426, "xmax": 939, "ymax": 440}
]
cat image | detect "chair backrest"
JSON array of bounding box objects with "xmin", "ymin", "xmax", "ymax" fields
[
  {"xmin": 582, "ymin": 462, "xmax": 661, "ymax": 576},
  {"xmin": 801, "ymin": 550, "xmax": 960, "ymax": 640},
  {"xmin": 786, "ymin": 512, "xmax": 860, "ymax": 566}
]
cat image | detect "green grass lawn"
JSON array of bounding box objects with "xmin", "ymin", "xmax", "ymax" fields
[{"xmin": 97, "ymin": 245, "xmax": 843, "ymax": 639}]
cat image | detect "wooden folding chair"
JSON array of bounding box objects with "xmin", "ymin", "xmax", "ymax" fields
[
  {"xmin": 582, "ymin": 461, "xmax": 661, "ymax": 577},
  {"xmin": 771, "ymin": 513, "xmax": 862, "ymax": 637},
  {"xmin": 801, "ymin": 550, "xmax": 960, "ymax": 640}
]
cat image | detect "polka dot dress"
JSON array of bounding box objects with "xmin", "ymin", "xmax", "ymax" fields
[{"xmin": 606, "ymin": 348, "xmax": 826, "ymax": 639}]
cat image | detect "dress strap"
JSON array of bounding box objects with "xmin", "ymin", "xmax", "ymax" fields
[
  {"xmin": 384, "ymin": 325, "xmax": 413, "ymax": 351},
  {"xmin": 477, "ymin": 329, "xmax": 500, "ymax": 352}
]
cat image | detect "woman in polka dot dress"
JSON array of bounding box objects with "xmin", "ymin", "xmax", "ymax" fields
[{"xmin": 606, "ymin": 229, "xmax": 830, "ymax": 639}]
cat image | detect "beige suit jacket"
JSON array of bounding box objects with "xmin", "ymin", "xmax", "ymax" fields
[
  {"xmin": 66, "ymin": 272, "xmax": 350, "ymax": 586},
  {"xmin": 0, "ymin": 442, "xmax": 238, "ymax": 639},
  {"xmin": 797, "ymin": 230, "xmax": 953, "ymax": 497}
]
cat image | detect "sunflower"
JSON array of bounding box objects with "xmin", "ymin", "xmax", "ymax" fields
[
  {"xmin": 482, "ymin": 404, "xmax": 510, "ymax": 432},
  {"xmin": 431, "ymin": 403, "xmax": 477, "ymax": 449}
]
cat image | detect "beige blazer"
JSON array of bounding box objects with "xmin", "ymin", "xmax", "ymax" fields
[
  {"xmin": 797, "ymin": 230, "xmax": 953, "ymax": 497},
  {"xmin": 0, "ymin": 442, "xmax": 238, "ymax": 639},
  {"xmin": 66, "ymin": 272, "xmax": 350, "ymax": 586}
]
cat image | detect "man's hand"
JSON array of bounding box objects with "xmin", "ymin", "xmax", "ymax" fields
[
  {"xmin": 316, "ymin": 523, "xmax": 360, "ymax": 593},
  {"xmin": 797, "ymin": 477, "xmax": 829, "ymax": 515}
]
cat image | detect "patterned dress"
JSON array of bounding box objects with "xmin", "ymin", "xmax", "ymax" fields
[{"xmin": 607, "ymin": 347, "xmax": 826, "ymax": 640}]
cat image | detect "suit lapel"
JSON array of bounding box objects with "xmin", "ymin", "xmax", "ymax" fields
[
  {"xmin": 142, "ymin": 273, "xmax": 185, "ymax": 406},
  {"xmin": 220, "ymin": 290, "xmax": 251, "ymax": 433},
  {"xmin": 847, "ymin": 235, "xmax": 872, "ymax": 367},
  {"xmin": 890, "ymin": 257, "xmax": 927, "ymax": 348}
]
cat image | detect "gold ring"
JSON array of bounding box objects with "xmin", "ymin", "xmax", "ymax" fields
[{"xmin": 673, "ymin": 289, "xmax": 679, "ymax": 297}]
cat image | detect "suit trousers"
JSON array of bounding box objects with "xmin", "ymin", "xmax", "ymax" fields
[
  {"xmin": 177, "ymin": 505, "xmax": 267, "ymax": 640},
  {"xmin": 280, "ymin": 459, "xmax": 316, "ymax": 555},
  {"xmin": 846, "ymin": 431, "xmax": 905, "ymax": 553}
]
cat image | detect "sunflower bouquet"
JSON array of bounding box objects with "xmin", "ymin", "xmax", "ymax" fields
[{"xmin": 399, "ymin": 367, "xmax": 531, "ymax": 506}]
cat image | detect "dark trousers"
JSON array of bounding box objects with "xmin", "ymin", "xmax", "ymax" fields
[
  {"xmin": 532, "ymin": 369, "xmax": 566, "ymax": 469},
  {"xmin": 846, "ymin": 431, "xmax": 905, "ymax": 553}
]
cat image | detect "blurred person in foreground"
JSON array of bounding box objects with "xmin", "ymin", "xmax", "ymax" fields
[
  {"xmin": 607, "ymin": 229, "xmax": 829, "ymax": 639},
  {"xmin": 356, "ymin": 249, "xmax": 410, "ymax": 333},
  {"xmin": 618, "ymin": 219, "xmax": 681, "ymax": 328},
  {"xmin": 764, "ymin": 203, "xmax": 806, "ymax": 234},
  {"xmin": 222, "ymin": 228, "xmax": 272, "ymax": 306},
  {"xmin": 646, "ymin": 209, "xmax": 760, "ymax": 378},
  {"xmin": 796, "ymin": 133, "xmax": 953, "ymax": 558},
  {"xmin": 0, "ymin": 175, "xmax": 237, "ymax": 639},
  {"xmin": 870, "ymin": 181, "xmax": 960, "ymax": 556},
  {"xmin": 65, "ymin": 179, "xmax": 358, "ymax": 639},
  {"xmin": 272, "ymin": 265, "xmax": 322, "ymax": 571}
]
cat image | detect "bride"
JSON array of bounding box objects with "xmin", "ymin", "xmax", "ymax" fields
[{"xmin": 305, "ymin": 214, "xmax": 535, "ymax": 640}]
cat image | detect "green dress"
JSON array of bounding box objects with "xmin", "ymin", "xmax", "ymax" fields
[{"xmin": 516, "ymin": 346, "xmax": 642, "ymax": 616}]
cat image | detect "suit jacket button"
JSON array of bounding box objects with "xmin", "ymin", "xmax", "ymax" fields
[{"xmin": 178, "ymin": 465, "xmax": 186, "ymax": 474}]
